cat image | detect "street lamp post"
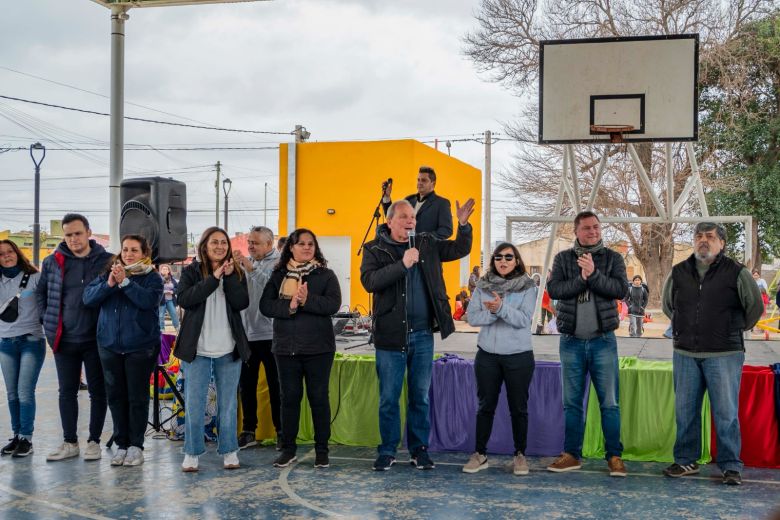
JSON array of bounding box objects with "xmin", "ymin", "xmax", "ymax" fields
[
  {"xmin": 29, "ymin": 142, "xmax": 46, "ymax": 266},
  {"xmin": 222, "ymin": 178, "xmax": 232, "ymax": 232}
]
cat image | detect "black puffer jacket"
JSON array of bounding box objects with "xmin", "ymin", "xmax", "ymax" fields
[
  {"xmin": 547, "ymin": 247, "xmax": 628, "ymax": 335},
  {"xmin": 174, "ymin": 261, "xmax": 250, "ymax": 363},
  {"xmin": 259, "ymin": 266, "xmax": 341, "ymax": 356},
  {"xmin": 360, "ymin": 223, "xmax": 472, "ymax": 351}
]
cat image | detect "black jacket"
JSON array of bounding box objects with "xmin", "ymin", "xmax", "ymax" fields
[
  {"xmin": 259, "ymin": 266, "xmax": 341, "ymax": 356},
  {"xmin": 382, "ymin": 191, "xmax": 453, "ymax": 239},
  {"xmin": 360, "ymin": 222, "xmax": 472, "ymax": 351},
  {"xmin": 624, "ymin": 285, "xmax": 648, "ymax": 315},
  {"xmin": 174, "ymin": 261, "xmax": 250, "ymax": 363},
  {"xmin": 547, "ymin": 247, "xmax": 628, "ymax": 335}
]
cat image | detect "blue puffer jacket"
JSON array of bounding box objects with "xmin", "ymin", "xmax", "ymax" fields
[
  {"xmin": 36, "ymin": 240, "xmax": 113, "ymax": 351},
  {"xmin": 82, "ymin": 270, "xmax": 163, "ymax": 353}
]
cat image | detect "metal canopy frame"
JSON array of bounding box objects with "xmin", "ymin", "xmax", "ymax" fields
[{"xmin": 506, "ymin": 142, "xmax": 752, "ymax": 332}]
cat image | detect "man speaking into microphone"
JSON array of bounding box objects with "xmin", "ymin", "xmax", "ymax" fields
[
  {"xmin": 381, "ymin": 166, "xmax": 453, "ymax": 239},
  {"xmin": 361, "ymin": 196, "xmax": 475, "ymax": 472}
]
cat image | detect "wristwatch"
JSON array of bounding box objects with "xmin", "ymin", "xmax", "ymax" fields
[{"xmin": 119, "ymin": 278, "xmax": 130, "ymax": 288}]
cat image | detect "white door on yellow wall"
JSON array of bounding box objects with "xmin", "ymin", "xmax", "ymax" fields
[{"xmin": 316, "ymin": 236, "xmax": 351, "ymax": 310}]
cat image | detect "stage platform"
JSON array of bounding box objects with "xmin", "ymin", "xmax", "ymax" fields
[{"xmin": 0, "ymin": 335, "xmax": 778, "ymax": 519}]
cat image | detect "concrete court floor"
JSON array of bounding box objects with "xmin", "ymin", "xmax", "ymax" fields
[{"xmin": 0, "ymin": 333, "xmax": 779, "ymax": 519}]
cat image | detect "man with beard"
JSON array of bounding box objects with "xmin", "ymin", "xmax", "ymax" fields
[{"xmin": 661, "ymin": 222, "xmax": 763, "ymax": 486}]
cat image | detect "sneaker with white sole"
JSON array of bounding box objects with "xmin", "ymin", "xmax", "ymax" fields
[
  {"xmin": 182, "ymin": 454, "xmax": 199, "ymax": 472},
  {"xmin": 462, "ymin": 452, "xmax": 488, "ymax": 473},
  {"xmin": 111, "ymin": 449, "xmax": 127, "ymax": 466},
  {"xmin": 224, "ymin": 450, "xmax": 240, "ymax": 469},
  {"xmin": 46, "ymin": 442, "xmax": 80, "ymax": 461},
  {"xmin": 83, "ymin": 441, "xmax": 102, "ymax": 461},
  {"xmin": 123, "ymin": 447, "xmax": 144, "ymax": 466},
  {"xmin": 512, "ymin": 454, "xmax": 529, "ymax": 476}
]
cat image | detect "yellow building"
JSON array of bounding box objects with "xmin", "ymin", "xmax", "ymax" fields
[
  {"xmin": 0, "ymin": 221, "xmax": 63, "ymax": 264},
  {"xmin": 277, "ymin": 139, "xmax": 482, "ymax": 312}
]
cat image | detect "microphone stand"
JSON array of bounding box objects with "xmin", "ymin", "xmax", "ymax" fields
[
  {"xmin": 357, "ymin": 189, "xmax": 386, "ymax": 257},
  {"xmin": 357, "ymin": 186, "xmax": 388, "ymax": 325}
]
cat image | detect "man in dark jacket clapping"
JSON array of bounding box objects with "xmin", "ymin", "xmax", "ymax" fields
[
  {"xmin": 361, "ymin": 197, "xmax": 474, "ymax": 472},
  {"xmin": 546, "ymin": 211, "xmax": 629, "ymax": 477}
]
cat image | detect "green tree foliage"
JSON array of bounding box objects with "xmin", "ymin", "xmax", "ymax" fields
[{"xmin": 700, "ymin": 14, "xmax": 780, "ymax": 265}]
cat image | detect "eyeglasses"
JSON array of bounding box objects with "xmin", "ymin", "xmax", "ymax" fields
[{"xmin": 493, "ymin": 254, "xmax": 515, "ymax": 261}]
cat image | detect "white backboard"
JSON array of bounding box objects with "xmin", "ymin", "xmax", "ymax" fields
[{"xmin": 539, "ymin": 35, "xmax": 698, "ymax": 144}]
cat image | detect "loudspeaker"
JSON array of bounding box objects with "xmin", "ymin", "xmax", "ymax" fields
[{"xmin": 120, "ymin": 177, "xmax": 187, "ymax": 263}]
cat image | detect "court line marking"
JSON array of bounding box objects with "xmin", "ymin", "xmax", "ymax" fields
[
  {"xmin": 0, "ymin": 482, "xmax": 115, "ymax": 520},
  {"xmin": 278, "ymin": 449, "xmax": 344, "ymax": 518},
  {"xmin": 328, "ymin": 456, "xmax": 780, "ymax": 485}
]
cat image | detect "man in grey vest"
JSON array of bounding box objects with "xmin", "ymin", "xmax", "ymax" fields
[
  {"xmin": 546, "ymin": 211, "xmax": 629, "ymax": 477},
  {"xmin": 662, "ymin": 222, "xmax": 763, "ymax": 486}
]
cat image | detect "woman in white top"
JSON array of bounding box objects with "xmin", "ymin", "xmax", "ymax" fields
[{"xmin": 175, "ymin": 227, "xmax": 250, "ymax": 472}]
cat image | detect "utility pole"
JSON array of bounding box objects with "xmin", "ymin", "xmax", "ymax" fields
[
  {"xmin": 264, "ymin": 182, "xmax": 268, "ymax": 226},
  {"xmin": 294, "ymin": 125, "xmax": 310, "ymax": 143},
  {"xmin": 215, "ymin": 161, "xmax": 221, "ymax": 226},
  {"xmin": 483, "ymin": 130, "xmax": 492, "ymax": 270}
]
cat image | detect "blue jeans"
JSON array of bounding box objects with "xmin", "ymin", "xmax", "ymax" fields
[
  {"xmin": 0, "ymin": 335, "xmax": 46, "ymax": 439},
  {"xmin": 159, "ymin": 300, "xmax": 180, "ymax": 331},
  {"xmin": 672, "ymin": 351, "xmax": 744, "ymax": 473},
  {"xmin": 559, "ymin": 332, "xmax": 623, "ymax": 460},
  {"xmin": 375, "ymin": 329, "xmax": 434, "ymax": 457},
  {"xmin": 182, "ymin": 354, "xmax": 241, "ymax": 456}
]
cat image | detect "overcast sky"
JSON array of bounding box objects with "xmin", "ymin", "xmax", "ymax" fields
[{"xmin": 0, "ymin": 0, "xmax": 523, "ymax": 241}]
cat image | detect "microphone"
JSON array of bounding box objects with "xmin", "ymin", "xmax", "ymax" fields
[
  {"xmin": 408, "ymin": 229, "xmax": 416, "ymax": 249},
  {"xmin": 381, "ymin": 177, "xmax": 393, "ymax": 192}
]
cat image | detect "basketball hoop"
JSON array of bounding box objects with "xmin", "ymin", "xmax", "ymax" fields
[{"xmin": 590, "ymin": 124, "xmax": 635, "ymax": 143}]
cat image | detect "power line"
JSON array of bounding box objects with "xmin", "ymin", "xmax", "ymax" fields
[
  {"xmin": 2, "ymin": 145, "xmax": 277, "ymax": 152},
  {"xmin": 0, "ymin": 65, "xmax": 218, "ymax": 127},
  {"xmin": 0, "ymin": 94, "xmax": 294, "ymax": 136}
]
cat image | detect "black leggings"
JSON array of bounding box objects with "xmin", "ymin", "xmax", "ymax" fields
[{"xmin": 240, "ymin": 339, "xmax": 281, "ymax": 434}]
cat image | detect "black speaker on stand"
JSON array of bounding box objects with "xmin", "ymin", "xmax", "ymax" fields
[{"xmin": 120, "ymin": 177, "xmax": 187, "ymax": 263}]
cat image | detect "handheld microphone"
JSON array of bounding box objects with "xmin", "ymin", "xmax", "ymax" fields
[{"xmin": 408, "ymin": 229, "xmax": 416, "ymax": 249}]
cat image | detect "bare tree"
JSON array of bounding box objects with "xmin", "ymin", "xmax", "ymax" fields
[{"xmin": 465, "ymin": 0, "xmax": 771, "ymax": 305}]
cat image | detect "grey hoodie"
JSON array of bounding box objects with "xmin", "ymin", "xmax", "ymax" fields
[{"xmin": 241, "ymin": 248, "xmax": 280, "ymax": 341}]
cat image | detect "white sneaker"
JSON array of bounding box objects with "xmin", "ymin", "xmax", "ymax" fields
[
  {"xmin": 46, "ymin": 442, "xmax": 79, "ymax": 461},
  {"xmin": 182, "ymin": 454, "xmax": 199, "ymax": 472},
  {"xmin": 111, "ymin": 449, "xmax": 127, "ymax": 466},
  {"xmin": 83, "ymin": 441, "xmax": 102, "ymax": 461},
  {"xmin": 224, "ymin": 450, "xmax": 240, "ymax": 470},
  {"xmin": 123, "ymin": 446, "xmax": 144, "ymax": 466}
]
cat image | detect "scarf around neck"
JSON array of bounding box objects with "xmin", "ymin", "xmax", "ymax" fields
[
  {"xmin": 124, "ymin": 257, "xmax": 154, "ymax": 276},
  {"xmin": 476, "ymin": 271, "xmax": 535, "ymax": 296},
  {"xmin": 279, "ymin": 259, "xmax": 320, "ymax": 299},
  {"xmin": 0, "ymin": 265, "xmax": 22, "ymax": 279},
  {"xmin": 573, "ymin": 239, "xmax": 604, "ymax": 303}
]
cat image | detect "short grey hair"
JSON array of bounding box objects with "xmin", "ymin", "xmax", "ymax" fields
[
  {"xmin": 249, "ymin": 226, "xmax": 275, "ymax": 244},
  {"xmin": 693, "ymin": 222, "xmax": 726, "ymax": 242},
  {"xmin": 387, "ymin": 199, "xmax": 413, "ymax": 220}
]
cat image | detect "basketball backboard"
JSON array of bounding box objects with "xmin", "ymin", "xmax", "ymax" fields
[{"xmin": 539, "ymin": 34, "xmax": 698, "ymax": 144}]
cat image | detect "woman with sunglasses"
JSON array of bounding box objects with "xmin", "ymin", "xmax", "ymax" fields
[
  {"xmin": 0, "ymin": 240, "xmax": 45, "ymax": 458},
  {"xmin": 462, "ymin": 242, "xmax": 537, "ymax": 477}
]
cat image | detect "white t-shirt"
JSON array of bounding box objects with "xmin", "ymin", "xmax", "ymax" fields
[{"xmin": 196, "ymin": 279, "xmax": 235, "ymax": 358}]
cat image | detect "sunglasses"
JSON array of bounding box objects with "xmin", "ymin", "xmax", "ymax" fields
[{"xmin": 493, "ymin": 254, "xmax": 515, "ymax": 261}]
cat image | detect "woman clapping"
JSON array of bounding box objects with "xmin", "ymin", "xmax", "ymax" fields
[
  {"xmin": 260, "ymin": 228, "xmax": 341, "ymax": 469},
  {"xmin": 83, "ymin": 235, "xmax": 163, "ymax": 467},
  {"xmin": 176, "ymin": 227, "xmax": 249, "ymax": 472}
]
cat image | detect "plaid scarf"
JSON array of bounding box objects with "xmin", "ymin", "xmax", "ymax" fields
[
  {"xmin": 279, "ymin": 259, "xmax": 320, "ymax": 299},
  {"xmin": 573, "ymin": 239, "xmax": 604, "ymax": 303}
]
